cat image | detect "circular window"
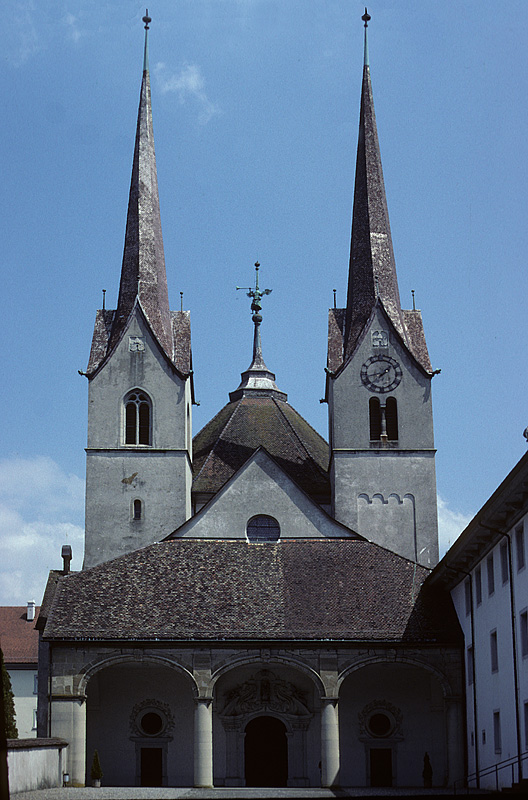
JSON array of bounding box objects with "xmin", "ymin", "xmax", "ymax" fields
[
  {"xmin": 247, "ymin": 515, "xmax": 280, "ymax": 542},
  {"xmin": 140, "ymin": 711, "xmax": 164, "ymax": 736},
  {"xmin": 368, "ymin": 712, "xmax": 392, "ymax": 737}
]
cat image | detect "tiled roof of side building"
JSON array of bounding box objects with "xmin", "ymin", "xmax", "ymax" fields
[
  {"xmin": 0, "ymin": 606, "xmax": 40, "ymax": 664},
  {"xmin": 192, "ymin": 396, "xmax": 330, "ymax": 501},
  {"xmin": 42, "ymin": 539, "xmax": 459, "ymax": 644}
]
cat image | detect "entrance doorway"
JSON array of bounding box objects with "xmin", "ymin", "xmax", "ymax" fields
[
  {"xmin": 140, "ymin": 747, "xmax": 163, "ymax": 787},
  {"xmin": 244, "ymin": 716, "xmax": 288, "ymax": 787},
  {"xmin": 370, "ymin": 747, "xmax": 393, "ymax": 787}
]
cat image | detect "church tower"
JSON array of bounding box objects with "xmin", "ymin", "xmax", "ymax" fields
[
  {"xmin": 326, "ymin": 12, "xmax": 438, "ymax": 567},
  {"xmin": 83, "ymin": 16, "xmax": 193, "ymax": 569}
]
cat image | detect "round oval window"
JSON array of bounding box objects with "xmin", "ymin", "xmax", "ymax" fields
[
  {"xmin": 247, "ymin": 515, "xmax": 280, "ymax": 542},
  {"xmin": 368, "ymin": 712, "xmax": 392, "ymax": 737},
  {"xmin": 140, "ymin": 711, "xmax": 163, "ymax": 736}
]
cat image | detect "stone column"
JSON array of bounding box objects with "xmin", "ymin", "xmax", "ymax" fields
[
  {"xmin": 194, "ymin": 698, "xmax": 213, "ymax": 787},
  {"xmin": 50, "ymin": 697, "xmax": 86, "ymax": 786},
  {"xmin": 321, "ymin": 698, "xmax": 340, "ymax": 787}
]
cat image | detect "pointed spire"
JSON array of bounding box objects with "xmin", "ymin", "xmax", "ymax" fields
[
  {"xmin": 343, "ymin": 9, "xmax": 409, "ymax": 360},
  {"xmin": 109, "ymin": 11, "xmax": 173, "ymax": 357},
  {"xmin": 230, "ymin": 263, "xmax": 286, "ymax": 401}
]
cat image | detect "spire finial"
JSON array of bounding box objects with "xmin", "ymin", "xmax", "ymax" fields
[
  {"xmin": 362, "ymin": 7, "xmax": 371, "ymax": 67},
  {"xmin": 236, "ymin": 262, "xmax": 273, "ymax": 367},
  {"xmin": 142, "ymin": 9, "xmax": 151, "ymax": 72},
  {"xmin": 236, "ymin": 261, "xmax": 272, "ymax": 320}
]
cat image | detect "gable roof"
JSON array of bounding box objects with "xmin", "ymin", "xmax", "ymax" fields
[
  {"xmin": 192, "ymin": 395, "xmax": 330, "ymax": 502},
  {"xmin": 0, "ymin": 606, "xmax": 40, "ymax": 664},
  {"xmin": 41, "ymin": 539, "xmax": 458, "ymax": 644}
]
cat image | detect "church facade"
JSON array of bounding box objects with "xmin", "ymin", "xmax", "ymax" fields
[{"xmin": 37, "ymin": 14, "xmax": 464, "ymax": 789}]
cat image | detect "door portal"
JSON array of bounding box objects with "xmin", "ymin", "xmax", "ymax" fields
[
  {"xmin": 140, "ymin": 747, "xmax": 163, "ymax": 787},
  {"xmin": 370, "ymin": 747, "xmax": 393, "ymax": 787},
  {"xmin": 244, "ymin": 716, "xmax": 288, "ymax": 787}
]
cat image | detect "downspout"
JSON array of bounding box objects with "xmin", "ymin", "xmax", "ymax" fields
[
  {"xmin": 444, "ymin": 564, "xmax": 479, "ymax": 788},
  {"xmin": 481, "ymin": 525, "xmax": 523, "ymax": 783}
]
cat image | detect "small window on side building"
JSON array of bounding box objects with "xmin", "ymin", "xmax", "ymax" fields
[
  {"xmin": 490, "ymin": 630, "xmax": 499, "ymax": 673},
  {"xmin": 516, "ymin": 524, "xmax": 526, "ymax": 571},
  {"xmin": 487, "ymin": 554, "xmax": 495, "ymax": 596},
  {"xmin": 475, "ymin": 567, "xmax": 482, "ymax": 605},
  {"xmin": 500, "ymin": 542, "xmax": 509, "ymax": 584},
  {"xmin": 520, "ymin": 610, "xmax": 528, "ymax": 659},
  {"xmin": 464, "ymin": 578, "xmax": 471, "ymax": 616},
  {"xmin": 133, "ymin": 499, "xmax": 142, "ymax": 521}
]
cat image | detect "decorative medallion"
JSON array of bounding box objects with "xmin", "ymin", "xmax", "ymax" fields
[
  {"xmin": 129, "ymin": 698, "xmax": 174, "ymax": 739},
  {"xmin": 371, "ymin": 330, "xmax": 389, "ymax": 348},
  {"xmin": 358, "ymin": 699, "xmax": 403, "ymax": 740},
  {"xmin": 221, "ymin": 669, "xmax": 311, "ymax": 720},
  {"xmin": 129, "ymin": 336, "xmax": 145, "ymax": 352}
]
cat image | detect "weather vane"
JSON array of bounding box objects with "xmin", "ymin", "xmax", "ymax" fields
[
  {"xmin": 236, "ymin": 262, "xmax": 272, "ymax": 318},
  {"xmin": 143, "ymin": 9, "xmax": 151, "ymax": 29},
  {"xmin": 362, "ymin": 8, "xmax": 371, "ymax": 27}
]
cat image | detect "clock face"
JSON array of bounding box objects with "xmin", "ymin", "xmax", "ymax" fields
[{"xmin": 361, "ymin": 355, "xmax": 402, "ymax": 393}]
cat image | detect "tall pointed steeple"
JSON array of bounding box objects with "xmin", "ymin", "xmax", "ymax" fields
[
  {"xmin": 343, "ymin": 9, "xmax": 408, "ymax": 361},
  {"xmin": 109, "ymin": 11, "xmax": 173, "ymax": 357}
]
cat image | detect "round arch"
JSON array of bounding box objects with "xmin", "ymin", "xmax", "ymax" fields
[
  {"xmin": 78, "ymin": 652, "xmax": 198, "ymax": 696},
  {"xmin": 210, "ymin": 653, "xmax": 325, "ymax": 698},
  {"xmin": 337, "ymin": 653, "xmax": 455, "ymax": 700}
]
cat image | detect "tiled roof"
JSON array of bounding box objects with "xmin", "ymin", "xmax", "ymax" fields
[
  {"xmin": 192, "ymin": 396, "xmax": 330, "ymax": 502},
  {"xmin": 0, "ymin": 607, "xmax": 40, "ymax": 664},
  {"xmin": 42, "ymin": 540, "xmax": 458, "ymax": 643}
]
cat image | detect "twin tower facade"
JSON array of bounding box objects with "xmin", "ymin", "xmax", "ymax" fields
[{"xmin": 83, "ymin": 18, "xmax": 439, "ymax": 571}]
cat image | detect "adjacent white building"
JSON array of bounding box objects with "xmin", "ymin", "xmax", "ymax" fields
[
  {"xmin": 0, "ymin": 603, "xmax": 40, "ymax": 739},
  {"xmin": 430, "ymin": 451, "xmax": 528, "ymax": 790}
]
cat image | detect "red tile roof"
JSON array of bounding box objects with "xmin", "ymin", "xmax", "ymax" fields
[{"xmin": 0, "ymin": 607, "xmax": 40, "ymax": 664}]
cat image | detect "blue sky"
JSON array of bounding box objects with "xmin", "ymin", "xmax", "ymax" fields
[{"xmin": 1, "ymin": 0, "xmax": 527, "ymax": 605}]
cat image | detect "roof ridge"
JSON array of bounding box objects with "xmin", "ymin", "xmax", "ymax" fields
[
  {"xmin": 192, "ymin": 398, "xmax": 242, "ymax": 484},
  {"xmin": 271, "ymin": 397, "xmax": 328, "ymax": 478}
]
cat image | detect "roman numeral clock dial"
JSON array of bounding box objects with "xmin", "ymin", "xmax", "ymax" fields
[{"xmin": 360, "ymin": 355, "xmax": 402, "ymax": 393}]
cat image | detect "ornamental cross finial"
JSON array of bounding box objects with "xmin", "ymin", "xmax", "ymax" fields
[
  {"xmin": 143, "ymin": 9, "xmax": 151, "ymax": 29},
  {"xmin": 362, "ymin": 8, "xmax": 371, "ymax": 27},
  {"xmin": 237, "ymin": 261, "xmax": 272, "ymax": 318}
]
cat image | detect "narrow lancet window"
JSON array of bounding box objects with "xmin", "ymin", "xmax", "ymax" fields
[
  {"xmin": 124, "ymin": 390, "xmax": 152, "ymax": 445},
  {"xmin": 369, "ymin": 397, "xmax": 381, "ymax": 440},
  {"xmin": 133, "ymin": 499, "xmax": 142, "ymax": 520},
  {"xmin": 386, "ymin": 397, "xmax": 398, "ymax": 440}
]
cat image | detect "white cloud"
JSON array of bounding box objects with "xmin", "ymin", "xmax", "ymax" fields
[
  {"xmin": 437, "ymin": 495, "xmax": 473, "ymax": 558},
  {"xmin": 0, "ymin": 457, "xmax": 84, "ymax": 606},
  {"xmin": 154, "ymin": 62, "xmax": 221, "ymax": 124},
  {"xmin": 64, "ymin": 13, "xmax": 82, "ymax": 44},
  {"xmin": 8, "ymin": 1, "xmax": 41, "ymax": 67}
]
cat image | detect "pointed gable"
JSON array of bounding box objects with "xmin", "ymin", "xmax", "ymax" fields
[{"xmin": 175, "ymin": 448, "xmax": 352, "ymax": 540}]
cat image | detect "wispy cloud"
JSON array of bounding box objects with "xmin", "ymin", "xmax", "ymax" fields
[
  {"xmin": 437, "ymin": 495, "xmax": 473, "ymax": 558},
  {"xmin": 154, "ymin": 62, "xmax": 221, "ymax": 124},
  {"xmin": 63, "ymin": 13, "xmax": 82, "ymax": 44},
  {"xmin": 0, "ymin": 457, "xmax": 84, "ymax": 605},
  {"xmin": 8, "ymin": 1, "xmax": 41, "ymax": 67}
]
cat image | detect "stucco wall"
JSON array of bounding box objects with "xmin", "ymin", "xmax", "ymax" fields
[{"xmin": 7, "ymin": 739, "xmax": 67, "ymax": 793}]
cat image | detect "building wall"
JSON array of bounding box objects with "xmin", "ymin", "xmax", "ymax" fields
[
  {"xmin": 329, "ymin": 307, "xmax": 438, "ymax": 566},
  {"xmin": 84, "ymin": 309, "xmax": 192, "ymax": 567},
  {"xmin": 450, "ymin": 513, "xmax": 528, "ymax": 790},
  {"xmin": 9, "ymin": 666, "xmax": 38, "ymax": 738}
]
